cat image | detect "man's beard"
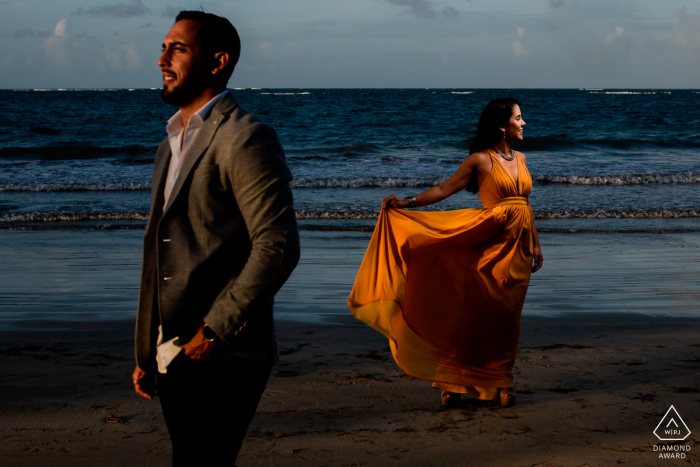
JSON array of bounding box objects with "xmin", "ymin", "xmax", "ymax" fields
[{"xmin": 161, "ymin": 71, "xmax": 208, "ymax": 107}]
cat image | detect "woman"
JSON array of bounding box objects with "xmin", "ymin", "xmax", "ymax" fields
[{"xmin": 348, "ymin": 98, "xmax": 543, "ymax": 407}]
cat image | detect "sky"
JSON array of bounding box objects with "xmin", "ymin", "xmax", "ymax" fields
[{"xmin": 1, "ymin": 0, "xmax": 700, "ymax": 89}]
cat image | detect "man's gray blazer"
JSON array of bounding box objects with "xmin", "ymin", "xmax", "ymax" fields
[{"xmin": 135, "ymin": 93, "xmax": 300, "ymax": 373}]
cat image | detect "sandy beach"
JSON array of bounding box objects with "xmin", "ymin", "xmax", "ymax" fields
[
  {"xmin": 0, "ymin": 229, "xmax": 699, "ymax": 466},
  {"xmin": 0, "ymin": 314, "xmax": 698, "ymax": 466}
]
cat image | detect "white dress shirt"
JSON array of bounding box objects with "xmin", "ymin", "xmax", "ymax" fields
[{"xmin": 156, "ymin": 90, "xmax": 229, "ymax": 373}]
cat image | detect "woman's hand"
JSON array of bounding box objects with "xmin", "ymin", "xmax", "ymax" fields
[
  {"xmin": 532, "ymin": 244, "xmax": 543, "ymax": 272},
  {"xmin": 382, "ymin": 195, "xmax": 410, "ymax": 209}
]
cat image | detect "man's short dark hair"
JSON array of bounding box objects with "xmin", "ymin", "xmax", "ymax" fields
[{"xmin": 175, "ymin": 11, "xmax": 241, "ymax": 80}]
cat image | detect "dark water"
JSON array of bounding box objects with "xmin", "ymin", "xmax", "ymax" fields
[{"xmin": 1, "ymin": 88, "xmax": 699, "ymax": 232}]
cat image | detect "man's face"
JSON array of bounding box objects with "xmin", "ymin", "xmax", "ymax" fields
[{"xmin": 158, "ymin": 19, "xmax": 209, "ymax": 106}]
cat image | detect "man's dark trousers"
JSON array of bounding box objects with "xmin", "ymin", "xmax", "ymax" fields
[{"xmin": 158, "ymin": 351, "xmax": 272, "ymax": 466}]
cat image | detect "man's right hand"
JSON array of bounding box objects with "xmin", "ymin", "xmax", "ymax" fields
[{"xmin": 132, "ymin": 366, "xmax": 158, "ymax": 400}]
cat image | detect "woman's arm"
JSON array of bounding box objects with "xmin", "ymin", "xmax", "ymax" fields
[
  {"xmin": 528, "ymin": 200, "xmax": 543, "ymax": 272},
  {"xmin": 382, "ymin": 152, "xmax": 490, "ymax": 209},
  {"xmin": 520, "ymin": 153, "xmax": 543, "ymax": 272}
]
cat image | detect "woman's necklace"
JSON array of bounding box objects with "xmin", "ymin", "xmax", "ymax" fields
[{"xmin": 494, "ymin": 149, "xmax": 515, "ymax": 161}]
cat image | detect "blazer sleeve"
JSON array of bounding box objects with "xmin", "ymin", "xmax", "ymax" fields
[{"xmin": 203, "ymin": 122, "xmax": 300, "ymax": 345}]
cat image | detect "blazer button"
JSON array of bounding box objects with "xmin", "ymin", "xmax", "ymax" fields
[{"xmin": 234, "ymin": 331, "xmax": 239, "ymax": 336}]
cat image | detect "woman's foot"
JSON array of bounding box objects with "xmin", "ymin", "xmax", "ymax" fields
[
  {"xmin": 441, "ymin": 390, "xmax": 461, "ymax": 407},
  {"xmin": 500, "ymin": 388, "xmax": 516, "ymax": 407}
]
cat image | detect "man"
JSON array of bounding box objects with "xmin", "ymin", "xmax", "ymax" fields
[{"xmin": 132, "ymin": 11, "xmax": 299, "ymax": 465}]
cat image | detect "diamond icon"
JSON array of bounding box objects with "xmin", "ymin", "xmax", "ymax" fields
[{"xmin": 654, "ymin": 406, "xmax": 691, "ymax": 441}]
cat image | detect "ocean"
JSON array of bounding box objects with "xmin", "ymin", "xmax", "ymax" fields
[{"xmin": 0, "ymin": 88, "xmax": 698, "ymax": 327}]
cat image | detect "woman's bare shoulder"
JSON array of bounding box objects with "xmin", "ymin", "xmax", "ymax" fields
[
  {"xmin": 463, "ymin": 150, "xmax": 491, "ymax": 166},
  {"xmin": 515, "ymin": 150, "xmax": 527, "ymax": 163}
]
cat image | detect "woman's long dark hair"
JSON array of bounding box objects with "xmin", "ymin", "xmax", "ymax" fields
[{"xmin": 465, "ymin": 98, "xmax": 520, "ymax": 194}]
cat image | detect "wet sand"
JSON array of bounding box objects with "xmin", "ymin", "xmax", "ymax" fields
[{"xmin": 1, "ymin": 315, "xmax": 699, "ymax": 466}]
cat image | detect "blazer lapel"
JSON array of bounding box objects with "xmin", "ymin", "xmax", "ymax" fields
[
  {"xmin": 145, "ymin": 143, "xmax": 171, "ymax": 236},
  {"xmin": 162, "ymin": 93, "xmax": 238, "ymax": 216},
  {"xmin": 151, "ymin": 144, "xmax": 171, "ymax": 209}
]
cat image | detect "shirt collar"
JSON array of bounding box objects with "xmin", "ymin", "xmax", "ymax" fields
[{"xmin": 166, "ymin": 90, "xmax": 229, "ymax": 137}]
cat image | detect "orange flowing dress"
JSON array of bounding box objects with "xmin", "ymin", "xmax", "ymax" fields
[{"xmin": 348, "ymin": 150, "xmax": 534, "ymax": 400}]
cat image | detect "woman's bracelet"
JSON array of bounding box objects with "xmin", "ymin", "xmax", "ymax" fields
[{"xmin": 405, "ymin": 196, "xmax": 417, "ymax": 208}]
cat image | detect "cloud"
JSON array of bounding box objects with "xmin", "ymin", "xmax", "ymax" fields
[
  {"xmin": 44, "ymin": 19, "xmax": 70, "ymax": 69},
  {"xmin": 512, "ymin": 27, "xmax": 529, "ymax": 57},
  {"xmin": 161, "ymin": 4, "xmax": 187, "ymax": 18},
  {"xmin": 40, "ymin": 18, "xmax": 143, "ymax": 74},
  {"xmin": 549, "ymin": 0, "xmax": 565, "ymax": 8},
  {"xmin": 383, "ymin": 0, "xmax": 461, "ymax": 19},
  {"xmin": 54, "ymin": 19, "xmax": 67, "ymax": 37},
  {"xmin": 442, "ymin": 6, "xmax": 460, "ymax": 18},
  {"xmin": 652, "ymin": 6, "xmax": 700, "ymax": 68},
  {"xmin": 139, "ymin": 22, "xmax": 153, "ymax": 28},
  {"xmin": 12, "ymin": 26, "xmax": 35, "ymax": 39},
  {"xmin": 385, "ymin": 0, "xmax": 436, "ymax": 18},
  {"xmin": 669, "ymin": 7, "xmax": 700, "ymax": 47},
  {"xmin": 606, "ymin": 26, "xmax": 625, "ymax": 44},
  {"xmin": 73, "ymin": 0, "xmax": 150, "ymax": 18},
  {"xmin": 103, "ymin": 43, "xmax": 142, "ymax": 70}
]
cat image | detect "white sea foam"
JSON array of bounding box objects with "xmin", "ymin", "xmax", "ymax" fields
[
  {"xmin": 536, "ymin": 174, "xmax": 700, "ymax": 185},
  {"xmin": 0, "ymin": 212, "xmax": 149, "ymax": 223},
  {"xmin": 294, "ymin": 209, "xmax": 699, "ymax": 220},
  {"xmin": 588, "ymin": 91, "xmax": 672, "ymax": 95},
  {"xmin": 1, "ymin": 209, "xmax": 697, "ymax": 225},
  {"xmin": 451, "ymin": 92, "xmax": 474, "ymax": 95},
  {"xmin": 0, "ymin": 182, "xmax": 151, "ymax": 192},
  {"xmin": 290, "ymin": 177, "xmax": 448, "ymax": 188}
]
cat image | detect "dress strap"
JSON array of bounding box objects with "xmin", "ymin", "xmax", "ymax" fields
[{"xmin": 482, "ymin": 197, "xmax": 528, "ymax": 209}]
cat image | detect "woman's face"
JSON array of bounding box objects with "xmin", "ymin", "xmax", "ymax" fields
[{"xmin": 503, "ymin": 104, "xmax": 525, "ymax": 143}]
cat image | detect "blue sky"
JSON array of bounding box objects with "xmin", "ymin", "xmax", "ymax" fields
[{"xmin": 1, "ymin": 0, "xmax": 699, "ymax": 88}]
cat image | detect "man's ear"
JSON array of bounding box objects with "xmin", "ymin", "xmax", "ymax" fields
[{"xmin": 212, "ymin": 52, "xmax": 229, "ymax": 75}]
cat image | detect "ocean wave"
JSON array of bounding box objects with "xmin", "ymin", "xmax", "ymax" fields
[
  {"xmin": 0, "ymin": 182, "xmax": 151, "ymax": 192},
  {"xmin": 0, "ymin": 209, "xmax": 697, "ymax": 227},
  {"xmin": 24, "ymin": 88, "xmax": 125, "ymax": 92},
  {"xmin": 0, "ymin": 212, "xmax": 149, "ymax": 223},
  {"xmin": 536, "ymin": 174, "xmax": 700, "ymax": 185},
  {"xmin": 0, "ymin": 145, "xmax": 152, "ymax": 160},
  {"xmin": 297, "ymin": 225, "xmax": 700, "ymax": 234},
  {"xmin": 295, "ymin": 209, "xmax": 700, "ymax": 220},
  {"xmin": 518, "ymin": 136, "xmax": 699, "ymax": 151},
  {"xmin": 451, "ymin": 92, "xmax": 474, "ymax": 95},
  {"xmin": 260, "ymin": 92, "xmax": 311, "ymax": 95},
  {"xmin": 287, "ymin": 143, "xmax": 383, "ymax": 157},
  {"xmin": 295, "ymin": 210, "xmax": 379, "ymax": 219},
  {"xmin": 588, "ymin": 91, "xmax": 672, "ymax": 95},
  {"xmin": 291, "ymin": 177, "xmax": 447, "ymax": 188},
  {"xmin": 535, "ymin": 210, "xmax": 699, "ymax": 219},
  {"xmin": 3, "ymin": 174, "xmax": 695, "ymax": 192}
]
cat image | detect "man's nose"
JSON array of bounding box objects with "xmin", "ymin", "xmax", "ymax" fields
[{"xmin": 158, "ymin": 50, "xmax": 170, "ymax": 68}]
